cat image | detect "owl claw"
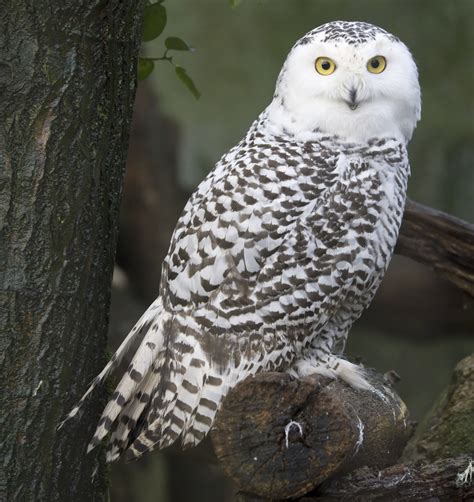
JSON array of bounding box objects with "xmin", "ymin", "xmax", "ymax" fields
[
  {"xmin": 333, "ymin": 359, "xmax": 373, "ymax": 391},
  {"xmin": 289, "ymin": 356, "xmax": 375, "ymax": 392}
]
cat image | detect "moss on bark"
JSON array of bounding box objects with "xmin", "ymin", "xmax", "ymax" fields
[{"xmin": 403, "ymin": 354, "xmax": 474, "ymax": 462}]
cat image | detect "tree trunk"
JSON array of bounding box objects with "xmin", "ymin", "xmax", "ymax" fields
[{"xmin": 0, "ymin": 2, "xmax": 143, "ymax": 500}]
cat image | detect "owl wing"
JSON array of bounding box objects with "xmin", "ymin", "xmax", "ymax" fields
[
  {"xmin": 87, "ymin": 139, "xmax": 352, "ymax": 460},
  {"xmin": 123, "ymin": 217, "xmax": 352, "ymax": 458}
]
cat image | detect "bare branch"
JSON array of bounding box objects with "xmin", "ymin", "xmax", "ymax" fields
[{"xmin": 396, "ymin": 199, "xmax": 474, "ymax": 296}]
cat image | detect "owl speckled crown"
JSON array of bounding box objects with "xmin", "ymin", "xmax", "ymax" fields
[{"xmin": 296, "ymin": 21, "xmax": 400, "ymax": 46}]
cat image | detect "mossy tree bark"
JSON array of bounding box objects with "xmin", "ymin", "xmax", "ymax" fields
[
  {"xmin": 0, "ymin": 2, "xmax": 143, "ymax": 500},
  {"xmin": 403, "ymin": 354, "xmax": 474, "ymax": 462}
]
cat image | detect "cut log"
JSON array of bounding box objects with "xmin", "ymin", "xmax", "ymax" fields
[
  {"xmin": 310, "ymin": 354, "xmax": 474, "ymax": 501},
  {"xmin": 211, "ymin": 371, "xmax": 411, "ymax": 500},
  {"xmin": 223, "ymin": 355, "xmax": 474, "ymax": 501}
]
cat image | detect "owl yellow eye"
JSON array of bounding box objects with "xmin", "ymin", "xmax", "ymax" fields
[
  {"xmin": 367, "ymin": 55, "xmax": 386, "ymax": 74},
  {"xmin": 315, "ymin": 57, "xmax": 336, "ymax": 75}
]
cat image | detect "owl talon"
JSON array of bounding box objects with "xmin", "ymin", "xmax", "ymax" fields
[{"xmin": 289, "ymin": 357, "xmax": 374, "ymax": 392}]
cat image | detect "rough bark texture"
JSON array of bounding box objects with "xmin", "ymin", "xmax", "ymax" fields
[
  {"xmin": 304, "ymin": 455, "xmax": 474, "ymax": 501},
  {"xmin": 221, "ymin": 354, "xmax": 474, "ymax": 501},
  {"xmin": 0, "ymin": 2, "xmax": 143, "ymax": 501},
  {"xmin": 396, "ymin": 199, "xmax": 474, "ymax": 297},
  {"xmin": 212, "ymin": 372, "xmax": 411, "ymax": 500},
  {"xmin": 303, "ymin": 356, "xmax": 474, "ymax": 501}
]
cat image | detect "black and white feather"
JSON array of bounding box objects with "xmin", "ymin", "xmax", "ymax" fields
[{"xmin": 65, "ymin": 21, "xmax": 421, "ymax": 461}]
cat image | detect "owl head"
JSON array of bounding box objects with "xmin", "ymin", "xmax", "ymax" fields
[{"xmin": 267, "ymin": 21, "xmax": 421, "ymax": 144}]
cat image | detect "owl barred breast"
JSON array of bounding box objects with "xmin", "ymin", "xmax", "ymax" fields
[{"xmin": 66, "ymin": 21, "xmax": 421, "ymax": 460}]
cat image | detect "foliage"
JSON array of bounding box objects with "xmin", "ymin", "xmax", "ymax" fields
[
  {"xmin": 138, "ymin": 1, "xmax": 200, "ymax": 99},
  {"xmin": 154, "ymin": 0, "xmax": 474, "ymax": 218}
]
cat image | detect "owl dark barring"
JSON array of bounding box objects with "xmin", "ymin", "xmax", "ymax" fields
[{"xmin": 64, "ymin": 20, "xmax": 421, "ymax": 462}]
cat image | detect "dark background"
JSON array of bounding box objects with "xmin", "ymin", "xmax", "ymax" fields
[{"xmin": 108, "ymin": 1, "xmax": 474, "ymax": 500}]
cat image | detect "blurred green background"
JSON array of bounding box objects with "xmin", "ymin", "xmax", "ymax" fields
[
  {"xmin": 152, "ymin": 0, "xmax": 474, "ymax": 220},
  {"xmin": 110, "ymin": 1, "xmax": 474, "ymax": 501}
]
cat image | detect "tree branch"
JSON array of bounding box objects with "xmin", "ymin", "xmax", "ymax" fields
[
  {"xmin": 305, "ymin": 455, "xmax": 473, "ymax": 501},
  {"xmin": 396, "ymin": 199, "xmax": 474, "ymax": 296}
]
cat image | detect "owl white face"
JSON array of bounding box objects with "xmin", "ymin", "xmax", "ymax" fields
[{"xmin": 267, "ymin": 22, "xmax": 421, "ymax": 144}]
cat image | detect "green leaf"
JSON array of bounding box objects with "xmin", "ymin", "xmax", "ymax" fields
[
  {"xmin": 137, "ymin": 58, "xmax": 155, "ymax": 80},
  {"xmin": 142, "ymin": 4, "xmax": 167, "ymax": 42},
  {"xmin": 175, "ymin": 66, "xmax": 200, "ymax": 99},
  {"xmin": 229, "ymin": 0, "xmax": 242, "ymax": 7},
  {"xmin": 165, "ymin": 36, "xmax": 194, "ymax": 52}
]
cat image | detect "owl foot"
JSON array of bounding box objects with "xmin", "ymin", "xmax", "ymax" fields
[{"xmin": 289, "ymin": 356, "xmax": 374, "ymax": 392}]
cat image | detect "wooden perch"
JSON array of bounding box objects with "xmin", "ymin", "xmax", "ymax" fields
[
  {"xmin": 305, "ymin": 454, "xmax": 474, "ymax": 501},
  {"xmin": 211, "ymin": 371, "xmax": 411, "ymax": 500},
  {"xmin": 305, "ymin": 355, "xmax": 474, "ymax": 501},
  {"xmin": 396, "ymin": 199, "xmax": 474, "ymax": 296},
  {"xmin": 212, "ymin": 357, "xmax": 474, "ymax": 501}
]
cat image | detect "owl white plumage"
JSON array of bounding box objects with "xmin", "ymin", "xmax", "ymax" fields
[{"xmin": 65, "ymin": 21, "xmax": 421, "ymax": 461}]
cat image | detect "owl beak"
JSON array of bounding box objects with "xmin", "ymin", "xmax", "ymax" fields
[{"xmin": 346, "ymin": 87, "xmax": 359, "ymax": 110}]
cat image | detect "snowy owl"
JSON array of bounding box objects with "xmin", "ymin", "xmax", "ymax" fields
[{"xmin": 66, "ymin": 21, "xmax": 421, "ymax": 461}]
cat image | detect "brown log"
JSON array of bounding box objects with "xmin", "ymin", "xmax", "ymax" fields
[
  {"xmin": 310, "ymin": 354, "xmax": 474, "ymax": 501},
  {"xmin": 396, "ymin": 199, "xmax": 474, "ymax": 296},
  {"xmin": 225, "ymin": 356, "xmax": 474, "ymax": 501},
  {"xmin": 304, "ymin": 454, "xmax": 474, "ymax": 501},
  {"xmin": 211, "ymin": 371, "xmax": 411, "ymax": 500}
]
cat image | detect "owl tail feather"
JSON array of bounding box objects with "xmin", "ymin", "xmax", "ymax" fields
[
  {"xmin": 58, "ymin": 298, "xmax": 162, "ymax": 431},
  {"xmin": 126, "ymin": 363, "xmax": 228, "ymax": 458},
  {"xmin": 105, "ymin": 361, "xmax": 164, "ymax": 461},
  {"xmin": 93, "ymin": 333, "xmax": 199, "ymax": 461},
  {"xmin": 86, "ymin": 307, "xmax": 167, "ymax": 452},
  {"xmin": 123, "ymin": 349, "xmax": 258, "ymax": 460},
  {"xmin": 116, "ymin": 337, "xmax": 209, "ymax": 459}
]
